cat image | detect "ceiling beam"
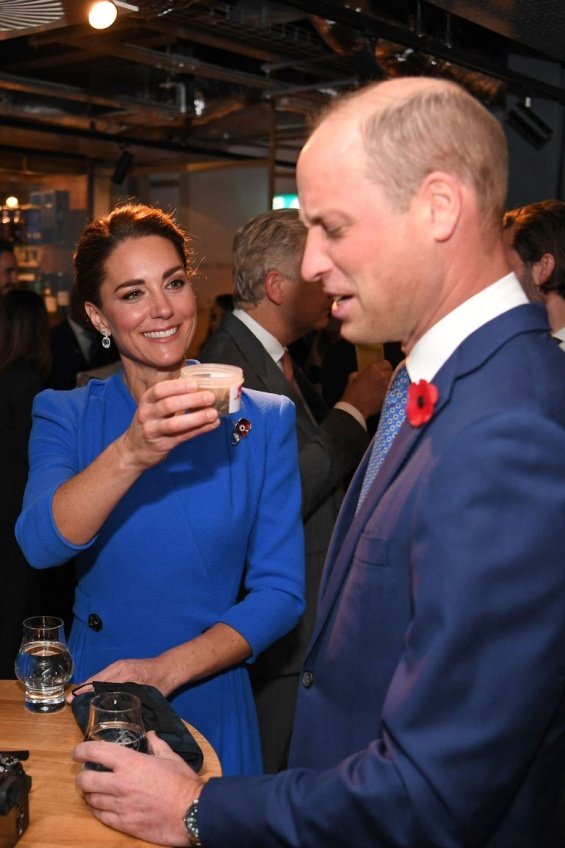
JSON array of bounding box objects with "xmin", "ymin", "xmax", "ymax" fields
[
  {"xmin": 0, "ymin": 113, "xmax": 295, "ymax": 167},
  {"xmin": 283, "ymin": 0, "xmax": 565, "ymax": 104},
  {"xmin": 34, "ymin": 31, "xmax": 287, "ymax": 91}
]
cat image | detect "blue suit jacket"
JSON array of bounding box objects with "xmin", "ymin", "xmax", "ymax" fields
[{"xmin": 201, "ymin": 304, "xmax": 565, "ymax": 846}]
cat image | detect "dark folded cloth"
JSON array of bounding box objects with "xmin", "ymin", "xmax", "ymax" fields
[{"xmin": 71, "ymin": 681, "xmax": 203, "ymax": 772}]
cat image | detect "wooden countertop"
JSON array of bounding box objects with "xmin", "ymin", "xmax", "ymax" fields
[{"xmin": 0, "ymin": 679, "xmax": 221, "ymax": 847}]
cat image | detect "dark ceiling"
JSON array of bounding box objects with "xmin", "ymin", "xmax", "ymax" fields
[{"xmin": 0, "ymin": 0, "xmax": 564, "ymax": 181}]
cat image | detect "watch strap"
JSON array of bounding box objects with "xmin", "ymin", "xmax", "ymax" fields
[{"xmin": 183, "ymin": 797, "xmax": 202, "ymax": 847}]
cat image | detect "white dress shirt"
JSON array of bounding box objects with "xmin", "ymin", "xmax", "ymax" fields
[
  {"xmin": 552, "ymin": 326, "xmax": 565, "ymax": 352},
  {"xmin": 406, "ymin": 273, "xmax": 529, "ymax": 382}
]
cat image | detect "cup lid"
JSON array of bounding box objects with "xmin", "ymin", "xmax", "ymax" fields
[{"xmin": 182, "ymin": 362, "xmax": 243, "ymax": 383}]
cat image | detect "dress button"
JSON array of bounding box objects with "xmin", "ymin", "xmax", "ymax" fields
[
  {"xmin": 88, "ymin": 613, "xmax": 103, "ymax": 631},
  {"xmin": 302, "ymin": 670, "xmax": 314, "ymax": 688}
]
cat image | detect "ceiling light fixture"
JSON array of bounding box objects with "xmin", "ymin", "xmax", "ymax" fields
[
  {"xmin": 88, "ymin": 1, "xmax": 118, "ymax": 30},
  {"xmin": 506, "ymin": 96, "xmax": 553, "ymax": 150},
  {"xmin": 111, "ymin": 148, "xmax": 134, "ymax": 185}
]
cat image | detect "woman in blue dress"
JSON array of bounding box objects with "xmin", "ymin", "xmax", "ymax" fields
[{"xmin": 16, "ymin": 203, "xmax": 305, "ymax": 776}]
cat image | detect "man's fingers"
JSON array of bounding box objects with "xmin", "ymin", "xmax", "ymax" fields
[
  {"xmin": 74, "ymin": 739, "xmax": 135, "ymax": 774},
  {"xmin": 147, "ymin": 731, "xmax": 184, "ymax": 762}
]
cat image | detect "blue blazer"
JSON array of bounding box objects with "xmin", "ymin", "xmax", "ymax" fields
[{"xmin": 201, "ymin": 304, "xmax": 565, "ymax": 845}]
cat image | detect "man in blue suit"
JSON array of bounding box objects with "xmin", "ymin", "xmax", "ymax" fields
[{"xmin": 74, "ymin": 76, "xmax": 565, "ymax": 848}]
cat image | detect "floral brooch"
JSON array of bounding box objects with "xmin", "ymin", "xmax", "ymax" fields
[
  {"xmin": 231, "ymin": 417, "xmax": 252, "ymax": 445},
  {"xmin": 406, "ymin": 380, "xmax": 439, "ymax": 427}
]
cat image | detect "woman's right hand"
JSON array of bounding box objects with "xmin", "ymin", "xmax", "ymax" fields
[
  {"xmin": 51, "ymin": 375, "xmax": 220, "ymax": 546},
  {"xmin": 120, "ymin": 376, "xmax": 221, "ymax": 472}
]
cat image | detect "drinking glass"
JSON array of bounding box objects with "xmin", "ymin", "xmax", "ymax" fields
[
  {"xmin": 14, "ymin": 615, "xmax": 73, "ymax": 713},
  {"xmin": 84, "ymin": 691, "xmax": 148, "ymax": 770}
]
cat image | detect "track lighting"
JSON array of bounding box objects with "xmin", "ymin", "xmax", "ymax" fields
[
  {"xmin": 88, "ymin": 1, "xmax": 118, "ymax": 30},
  {"xmin": 506, "ymin": 97, "xmax": 553, "ymax": 150},
  {"xmin": 111, "ymin": 149, "xmax": 134, "ymax": 185},
  {"xmin": 87, "ymin": 0, "xmax": 139, "ymax": 29}
]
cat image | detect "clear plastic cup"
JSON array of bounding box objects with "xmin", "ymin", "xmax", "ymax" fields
[{"xmin": 181, "ymin": 363, "xmax": 244, "ymax": 417}]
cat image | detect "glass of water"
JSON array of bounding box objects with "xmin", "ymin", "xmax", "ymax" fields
[
  {"xmin": 84, "ymin": 691, "xmax": 148, "ymax": 770},
  {"xmin": 14, "ymin": 615, "xmax": 73, "ymax": 713}
]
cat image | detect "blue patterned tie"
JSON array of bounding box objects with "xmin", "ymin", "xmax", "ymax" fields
[{"xmin": 356, "ymin": 363, "xmax": 410, "ymax": 512}]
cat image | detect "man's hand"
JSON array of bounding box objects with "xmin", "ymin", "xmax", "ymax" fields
[
  {"xmin": 74, "ymin": 731, "xmax": 204, "ymax": 846},
  {"xmin": 340, "ymin": 359, "xmax": 393, "ymax": 420}
]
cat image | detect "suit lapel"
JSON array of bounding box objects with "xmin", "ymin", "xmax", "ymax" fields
[
  {"xmin": 310, "ymin": 304, "xmax": 549, "ymax": 653},
  {"xmin": 220, "ymin": 315, "xmax": 279, "ymax": 392},
  {"xmin": 222, "ymin": 316, "xmax": 323, "ymax": 433},
  {"xmin": 316, "ymin": 392, "xmax": 438, "ymax": 620}
]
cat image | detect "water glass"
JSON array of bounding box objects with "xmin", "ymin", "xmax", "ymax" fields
[
  {"xmin": 14, "ymin": 615, "xmax": 73, "ymax": 713},
  {"xmin": 84, "ymin": 691, "xmax": 148, "ymax": 770}
]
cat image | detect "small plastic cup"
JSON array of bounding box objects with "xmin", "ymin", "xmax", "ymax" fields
[{"xmin": 181, "ymin": 363, "xmax": 244, "ymax": 417}]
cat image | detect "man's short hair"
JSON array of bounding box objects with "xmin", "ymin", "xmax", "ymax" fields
[
  {"xmin": 232, "ymin": 209, "xmax": 306, "ymax": 306},
  {"xmin": 503, "ymin": 200, "xmax": 565, "ymax": 299},
  {"xmin": 317, "ymin": 79, "xmax": 508, "ymax": 230}
]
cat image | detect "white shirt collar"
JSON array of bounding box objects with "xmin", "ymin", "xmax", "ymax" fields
[
  {"xmin": 232, "ymin": 307, "xmax": 286, "ymax": 365},
  {"xmin": 406, "ymin": 273, "xmax": 529, "ymax": 382},
  {"xmin": 552, "ymin": 325, "xmax": 565, "ymax": 344}
]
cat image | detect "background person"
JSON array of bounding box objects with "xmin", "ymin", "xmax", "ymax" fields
[
  {"xmin": 0, "ymin": 239, "xmax": 18, "ymax": 293},
  {"xmin": 201, "ymin": 208, "xmax": 391, "ymax": 772},
  {"xmin": 0, "ymin": 290, "xmax": 74, "ymax": 675},
  {"xmin": 503, "ymin": 199, "xmax": 565, "ymax": 349},
  {"xmin": 208, "ymin": 293, "xmax": 234, "ymax": 336},
  {"xmin": 197, "ymin": 293, "xmax": 234, "ymax": 354},
  {"xmin": 74, "ymin": 78, "xmax": 565, "ymax": 847},
  {"xmin": 49, "ymin": 283, "xmax": 120, "ymax": 389},
  {"xmin": 17, "ymin": 202, "xmax": 305, "ymax": 777}
]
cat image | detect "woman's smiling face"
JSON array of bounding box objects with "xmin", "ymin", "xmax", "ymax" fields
[{"xmin": 86, "ymin": 234, "xmax": 197, "ymax": 384}]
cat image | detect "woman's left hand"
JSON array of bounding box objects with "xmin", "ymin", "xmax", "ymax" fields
[{"xmin": 66, "ymin": 656, "xmax": 174, "ymax": 703}]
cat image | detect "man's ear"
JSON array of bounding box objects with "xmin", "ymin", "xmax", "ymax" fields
[
  {"xmin": 419, "ymin": 172, "xmax": 461, "ymax": 242},
  {"xmin": 264, "ymin": 270, "xmax": 285, "ymax": 305},
  {"xmin": 84, "ymin": 302, "xmax": 108, "ymax": 335},
  {"xmin": 533, "ymin": 252, "xmax": 556, "ymax": 286}
]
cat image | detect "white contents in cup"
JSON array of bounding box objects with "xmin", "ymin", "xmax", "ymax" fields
[{"xmin": 181, "ymin": 363, "xmax": 244, "ymax": 417}]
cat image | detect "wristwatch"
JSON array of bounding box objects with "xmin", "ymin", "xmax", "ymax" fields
[{"xmin": 183, "ymin": 797, "xmax": 202, "ymax": 847}]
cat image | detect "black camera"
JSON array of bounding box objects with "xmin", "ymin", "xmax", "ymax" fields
[{"xmin": 0, "ymin": 756, "xmax": 31, "ymax": 847}]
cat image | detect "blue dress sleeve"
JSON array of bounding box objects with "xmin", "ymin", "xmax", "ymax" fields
[
  {"xmin": 16, "ymin": 387, "xmax": 100, "ymax": 568},
  {"xmin": 219, "ymin": 392, "xmax": 306, "ymax": 659}
]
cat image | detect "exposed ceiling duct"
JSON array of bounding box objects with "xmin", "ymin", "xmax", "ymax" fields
[{"xmin": 0, "ymin": 0, "xmax": 562, "ymax": 175}]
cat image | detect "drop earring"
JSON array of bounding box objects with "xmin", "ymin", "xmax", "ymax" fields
[{"xmin": 101, "ymin": 330, "xmax": 111, "ymax": 350}]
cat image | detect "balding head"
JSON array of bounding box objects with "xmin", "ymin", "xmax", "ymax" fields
[
  {"xmin": 296, "ymin": 76, "xmax": 511, "ymax": 350},
  {"xmin": 308, "ymin": 76, "xmax": 508, "ymax": 229}
]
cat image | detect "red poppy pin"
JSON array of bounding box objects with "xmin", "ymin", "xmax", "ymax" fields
[
  {"xmin": 406, "ymin": 380, "xmax": 439, "ymax": 427},
  {"xmin": 232, "ymin": 417, "xmax": 252, "ymax": 445}
]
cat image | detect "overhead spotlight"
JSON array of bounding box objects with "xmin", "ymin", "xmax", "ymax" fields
[
  {"xmin": 506, "ymin": 97, "xmax": 553, "ymax": 150},
  {"xmin": 88, "ymin": 1, "xmax": 118, "ymax": 30},
  {"xmin": 111, "ymin": 149, "xmax": 134, "ymax": 185}
]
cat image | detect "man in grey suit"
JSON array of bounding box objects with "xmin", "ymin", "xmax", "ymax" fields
[{"xmin": 200, "ymin": 208, "xmax": 391, "ymax": 771}]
